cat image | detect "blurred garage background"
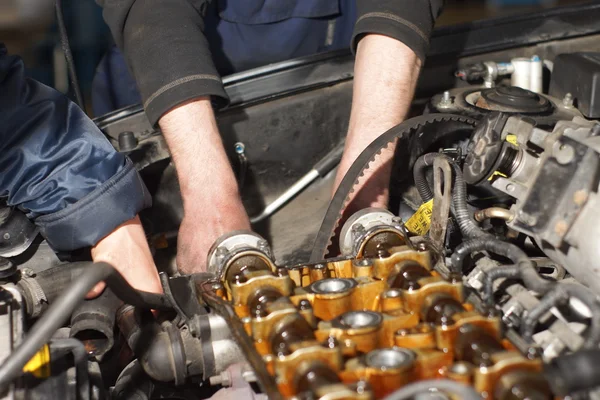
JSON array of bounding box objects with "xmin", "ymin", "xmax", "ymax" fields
[{"xmin": 0, "ymin": 0, "xmax": 590, "ymax": 117}]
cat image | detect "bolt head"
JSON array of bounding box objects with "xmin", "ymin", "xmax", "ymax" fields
[
  {"xmin": 234, "ymin": 142, "xmax": 245, "ymax": 154},
  {"xmin": 216, "ymin": 247, "xmax": 228, "ymax": 257}
]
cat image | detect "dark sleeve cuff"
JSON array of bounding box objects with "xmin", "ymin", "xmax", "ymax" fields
[
  {"xmin": 144, "ymin": 74, "xmax": 228, "ymax": 127},
  {"xmin": 34, "ymin": 159, "xmax": 152, "ymax": 251},
  {"xmin": 352, "ymin": 0, "xmax": 444, "ymax": 62},
  {"xmin": 352, "ymin": 13, "xmax": 430, "ymax": 61}
]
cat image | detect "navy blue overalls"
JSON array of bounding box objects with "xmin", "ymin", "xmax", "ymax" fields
[{"xmin": 92, "ymin": 0, "xmax": 357, "ymax": 117}]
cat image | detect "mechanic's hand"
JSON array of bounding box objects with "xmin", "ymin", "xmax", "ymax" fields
[
  {"xmin": 158, "ymin": 98, "xmax": 251, "ymax": 275},
  {"xmin": 176, "ymin": 198, "xmax": 250, "ymax": 275},
  {"xmin": 88, "ymin": 215, "xmax": 163, "ymax": 298}
]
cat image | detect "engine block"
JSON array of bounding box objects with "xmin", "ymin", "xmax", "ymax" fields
[{"xmin": 206, "ymin": 215, "xmax": 552, "ymax": 400}]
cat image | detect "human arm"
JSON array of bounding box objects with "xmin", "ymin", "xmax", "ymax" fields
[
  {"xmin": 0, "ymin": 44, "xmax": 161, "ymax": 294},
  {"xmin": 97, "ymin": 0, "xmax": 249, "ymax": 274},
  {"xmin": 334, "ymin": 1, "xmax": 443, "ymax": 211}
]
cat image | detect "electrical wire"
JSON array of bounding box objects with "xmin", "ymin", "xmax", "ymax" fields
[{"xmin": 55, "ymin": 0, "xmax": 85, "ymax": 109}]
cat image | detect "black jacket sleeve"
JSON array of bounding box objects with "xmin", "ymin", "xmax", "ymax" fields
[
  {"xmin": 97, "ymin": 0, "xmax": 227, "ymax": 126},
  {"xmin": 0, "ymin": 44, "xmax": 151, "ymax": 251},
  {"xmin": 353, "ymin": 0, "xmax": 444, "ymax": 61}
]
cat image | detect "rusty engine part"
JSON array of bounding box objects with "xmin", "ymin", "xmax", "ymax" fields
[{"xmin": 204, "ymin": 212, "xmax": 552, "ymax": 399}]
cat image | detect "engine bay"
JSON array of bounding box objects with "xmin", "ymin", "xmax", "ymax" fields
[{"xmin": 3, "ymin": 7, "xmax": 600, "ymax": 400}]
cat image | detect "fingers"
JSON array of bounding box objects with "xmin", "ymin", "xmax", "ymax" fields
[
  {"xmin": 91, "ymin": 215, "xmax": 163, "ymax": 295},
  {"xmin": 85, "ymin": 281, "xmax": 106, "ymax": 299}
]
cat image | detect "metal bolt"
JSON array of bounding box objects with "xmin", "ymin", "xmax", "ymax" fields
[
  {"xmin": 552, "ymin": 142, "xmax": 575, "ymax": 165},
  {"xmin": 211, "ymin": 283, "xmax": 223, "ymax": 291},
  {"xmin": 2, "ymin": 233, "xmax": 9, "ymax": 240},
  {"xmin": 276, "ymin": 267, "xmax": 289, "ymax": 277},
  {"xmin": 416, "ymin": 242, "xmax": 428, "ymax": 252},
  {"xmin": 352, "ymin": 224, "xmax": 364, "ymax": 233},
  {"xmin": 216, "ymin": 247, "xmax": 228, "ymax": 258},
  {"xmin": 21, "ymin": 268, "xmax": 35, "ymax": 278},
  {"xmin": 298, "ymin": 299, "xmax": 312, "ymax": 310},
  {"xmin": 505, "ymin": 183, "xmax": 515, "ymax": 193},
  {"xmin": 234, "ymin": 142, "xmax": 246, "ymax": 154},
  {"xmin": 392, "ymin": 216, "xmax": 403, "ymax": 225},
  {"xmin": 562, "ymin": 93, "xmax": 574, "ymax": 107},
  {"xmin": 325, "ymin": 336, "xmax": 339, "ymax": 349},
  {"xmin": 354, "ymin": 380, "xmax": 369, "ymax": 394},
  {"xmin": 438, "ymin": 91, "xmax": 453, "ymax": 108},
  {"xmin": 314, "ymin": 263, "xmax": 326, "ymax": 270}
]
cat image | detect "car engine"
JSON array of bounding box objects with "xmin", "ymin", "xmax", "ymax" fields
[{"xmin": 2, "ymin": 44, "xmax": 600, "ymax": 400}]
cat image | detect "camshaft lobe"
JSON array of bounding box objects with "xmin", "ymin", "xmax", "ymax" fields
[{"xmin": 310, "ymin": 114, "xmax": 478, "ymax": 262}]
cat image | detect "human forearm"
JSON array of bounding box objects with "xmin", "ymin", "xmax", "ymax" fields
[
  {"xmin": 344, "ymin": 34, "xmax": 421, "ymax": 161},
  {"xmin": 159, "ymin": 99, "xmax": 250, "ymax": 274},
  {"xmin": 335, "ymin": 35, "xmax": 421, "ymax": 209},
  {"xmin": 159, "ymin": 99, "xmax": 244, "ymax": 208}
]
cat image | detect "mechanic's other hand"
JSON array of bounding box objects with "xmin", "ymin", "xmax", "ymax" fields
[
  {"xmin": 157, "ymin": 98, "xmax": 251, "ymax": 275},
  {"xmin": 88, "ymin": 215, "xmax": 162, "ymax": 298},
  {"xmin": 176, "ymin": 201, "xmax": 250, "ymax": 275}
]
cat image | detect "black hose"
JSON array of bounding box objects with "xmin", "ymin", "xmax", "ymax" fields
[
  {"xmin": 483, "ymin": 265, "xmax": 520, "ymax": 306},
  {"xmin": 51, "ymin": 339, "xmax": 90, "ymax": 400},
  {"xmin": 382, "ymin": 379, "xmax": 481, "ymax": 400},
  {"xmin": 522, "ymin": 283, "xmax": 600, "ymax": 349},
  {"xmin": 450, "ymin": 238, "xmax": 554, "ymax": 294},
  {"xmin": 413, "ymin": 153, "xmax": 439, "ymax": 202},
  {"xmin": 544, "ymin": 348, "xmax": 600, "ymax": 396},
  {"xmin": 450, "ymin": 162, "xmax": 492, "ymax": 240},
  {"xmin": 0, "ymin": 262, "xmax": 171, "ymax": 390},
  {"xmin": 55, "ymin": 0, "xmax": 85, "ymax": 109},
  {"xmin": 70, "ymin": 288, "xmax": 122, "ymax": 360},
  {"xmin": 117, "ymin": 305, "xmax": 188, "ymax": 384},
  {"xmin": 34, "ymin": 262, "xmax": 89, "ymax": 305},
  {"xmin": 29, "ymin": 262, "xmax": 168, "ymax": 311}
]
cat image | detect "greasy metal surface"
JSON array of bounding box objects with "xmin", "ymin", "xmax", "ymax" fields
[
  {"xmin": 310, "ymin": 114, "xmax": 478, "ymax": 262},
  {"xmin": 209, "ymin": 239, "xmax": 545, "ymax": 399}
]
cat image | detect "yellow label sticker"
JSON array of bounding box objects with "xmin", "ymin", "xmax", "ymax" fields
[
  {"xmin": 506, "ymin": 134, "xmax": 518, "ymax": 146},
  {"xmin": 405, "ymin": 199, "xmax": 433, "ymax": 236},
  {"xmin": 23, "ymin": 344, "xmax": 51, "ymax": 378}
]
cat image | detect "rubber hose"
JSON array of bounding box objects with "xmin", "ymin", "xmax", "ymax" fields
[
  {"xmin": 451, "ymin": 163, "xmax": 493, "ymax": 239},
  {"xmin": 522, "ymin": 283, "xmax": 600, "ymax": 349},
  {"xmin": 113, "ymin": 360, "xmax": 153, "ymax": 400},
  {"xmin": 117, "ymin": 305, "xmax": 185, "ymax": 383},
  {"xmin": 70, "ymin": 288, "xmax": 122, "ymax": 360},
  {"xmin": 483, "ymin": 265, "xmax": 520, "ymax": 306},
  {"xmin": 34, "ymin": 262, "xmax": 89, "ymax": 305},
  {"xmin": 51, "ymin": 339, "xmax": 90, "ymax": 400},
  {"xmin": 450, "ymin": 238, "xmax": 554, "ymax": 294},
  {"xmin": 382, "ymin": 379, "xmax": 481, "ymax": 400},
  {"xmin": 0, "ymin": 262, "xmax": 171, "ymax": 390},
  {"xmin": 544, "ymin": 349, "xmax": 600, "ymax": 396},
  {"xmin": 413, "ymin": 152, "xmax": 440, "ymax": 202}
]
